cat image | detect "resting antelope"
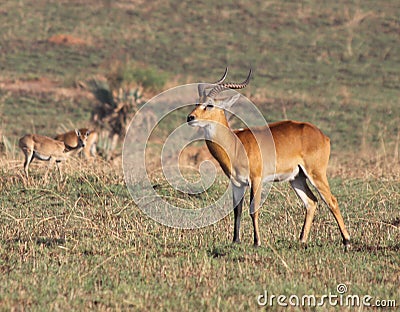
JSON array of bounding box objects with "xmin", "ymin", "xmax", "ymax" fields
[
  {"xmin": 55, "ymin": 128, "xmax": 98, "ymax": 159},
  {"xmin": 187, "ymin": 68, "xmax": 350, "ymax": 248},
  {"xmin": 19, "ymin": 129, "xmax": 89, "ymax": 182}
]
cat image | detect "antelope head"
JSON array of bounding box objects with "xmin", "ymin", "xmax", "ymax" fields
[
  {"xmin": 74, "ymin": 128, "xmax": 89, "ymax": 149},
  {"xmin": 187, "ymin": 68, "xmax": 252, "ymax": 130}
]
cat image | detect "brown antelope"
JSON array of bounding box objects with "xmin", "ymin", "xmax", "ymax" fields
[
  {"xmin": 187, "ymin": 68, "xmax": 350, "ymax": 249},
  {"xmin": 19, "ymin": 129, "xmax": 89, "ymax": 182},
  {"xmin": 55, "ymin": 128, "xmax": 98, "ymax": 159}
]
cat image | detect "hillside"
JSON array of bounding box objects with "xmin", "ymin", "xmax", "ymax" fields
[{"xmin": 1, "ymin": 0, "xmax": 399, "ymax": 156}]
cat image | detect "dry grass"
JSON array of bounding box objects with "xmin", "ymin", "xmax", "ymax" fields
[{"xmin": 1, "ymin": 151, "xmax": 399, "ymax": 310}]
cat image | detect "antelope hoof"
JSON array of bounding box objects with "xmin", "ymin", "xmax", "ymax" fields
[
  {"xmin": 343, "ymin": 239, "xmax": 351, "ymax": 252},
  {"xmin": 253, "ymin": 240, "xmax": 261, "ymax": 248},
  {"xmin": 300, "ymin": 241, "xmax": 308, "ymax": 249}
]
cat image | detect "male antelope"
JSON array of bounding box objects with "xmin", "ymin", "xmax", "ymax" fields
[
  {"xmin": 55, "ymin": 128, "xmax": 97, "ymax": 159},
  {"xmin": 187, "ymin": 69, "xmax": 350, "ymax": 248},
  {"xmin": 19, "ymin": 129, "xmax": 88, "ymax": 182}
]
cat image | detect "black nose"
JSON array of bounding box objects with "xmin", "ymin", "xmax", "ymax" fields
[{"xmin": 187, "ymin": 115, "xmax": 195, "ymax": 123}]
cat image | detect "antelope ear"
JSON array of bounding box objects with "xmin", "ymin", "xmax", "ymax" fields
[{"xmin": 219, "ymin": 93, "xmax": 241, "ymax": 110}]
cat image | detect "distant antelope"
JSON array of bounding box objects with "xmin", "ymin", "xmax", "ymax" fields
[
  {"xmin": 19, "ymin": 129, "xmax": 89, "ymax": 182},
  {"xmin": 187, "ymin": 68, "xmax": 350, "ymax": 248},
  {"xmin": 55, "ymin": 128, "xmax": 98, "ymax": 159}
]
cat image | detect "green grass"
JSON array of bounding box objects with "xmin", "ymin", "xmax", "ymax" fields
[
  {"xmin": 0, "ymin": 0, "xmax": 399, "ymax": 310},
  {"xmin": 1, "ymin": 91, "xmax": 93, "ymax": 137},
  {"xmin": 1, "ymin": 0, "xmax": 399, "ymax": 94}
]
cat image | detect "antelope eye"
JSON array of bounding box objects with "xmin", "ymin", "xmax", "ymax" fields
[{"xmin": 206, "ymin": 104, "xmax": 214, "ymax": 109}]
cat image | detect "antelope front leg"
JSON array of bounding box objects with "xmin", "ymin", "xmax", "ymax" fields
[
  {"xmin": 232, "ymin": 184, "xmax": 245, "ymax": 243},
  {"xmin": 44, "ymin": 157, "xmax": 56, "ymax": 183},
  {"xmin": 250, "ymin": 177, "xmax": 262, "ymax": 247},
  {"xmin": 22, "ymin": 148, "xmax": 34, "ymax": 179}
]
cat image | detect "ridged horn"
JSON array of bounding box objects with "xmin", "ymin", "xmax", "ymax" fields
[
  {"xmin": 214, "ymin": 67, "xmax": 228, "ymax": 84},
  {"xmin": 207, "ymin": 68, "xmax": 252, "ymax": 99},
  {"xmin": 197, "ymin": 67, "xmax": 228, "ymax": 96}
]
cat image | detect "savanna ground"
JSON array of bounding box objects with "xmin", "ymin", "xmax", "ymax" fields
[{"xmin": 0, "ymin": 0, "xmax": 399, "ymax": 311}]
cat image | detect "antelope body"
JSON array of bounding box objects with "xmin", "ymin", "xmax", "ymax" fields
[
  {"xmin": 19, "ymin": 129, "xmax": 88, "ymax": 182},
  {"xmin": 55, "ymin": 128, "xmax": 97, "ymax": 159},
  {"xmin": 187, "ymin": 69, "xmax": 350, "ymax": 248}
]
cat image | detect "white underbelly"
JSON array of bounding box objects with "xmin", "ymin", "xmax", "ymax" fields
[
  {"xmin": 263, "ymin": 166, "xmax": 300, "ymax": 183},
  {"xmin": 33, "ymin": 151, "xmax": 51, "ymax": 161}
]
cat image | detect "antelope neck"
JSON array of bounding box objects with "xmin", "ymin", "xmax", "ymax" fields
[
  {"xmin": 64, "ymin": 143, "xmax": 82, "ymax": 153},
  {"xmin": 204, "ymin": 120, "xmax": 238, "ymax": 177}
]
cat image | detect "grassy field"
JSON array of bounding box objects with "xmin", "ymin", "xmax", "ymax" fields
[
  {"xmin": 1, "ymin": 0, "xmax": 399, "ymax": 311},
  {"xmin": 0, "ymin": 160, "xmax": 399, "ymax": 310}
]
